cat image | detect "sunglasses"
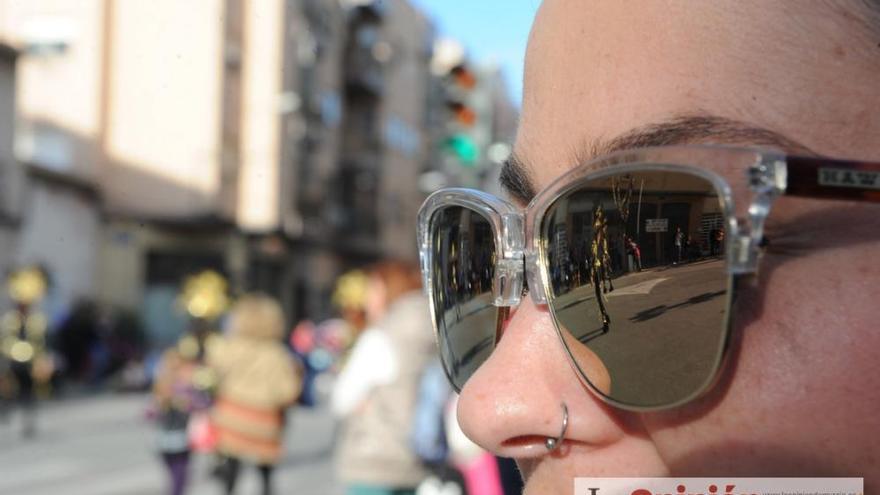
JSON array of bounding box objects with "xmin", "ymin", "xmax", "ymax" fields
[{"xmin": 417, "ymin": 145, "xmax": 880, "ymax": 411}]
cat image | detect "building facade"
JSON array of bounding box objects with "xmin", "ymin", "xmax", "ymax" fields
[
  {"xmin": 0, "ymin": 1, "xmax": 104, "ymax": 322},
  {"xmin": 0, "ymin": 0, "xmax": 515, "ymax": 340}
]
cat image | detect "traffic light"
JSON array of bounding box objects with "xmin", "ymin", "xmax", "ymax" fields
[
  {"xmin": 444, "ymin": 133, "xmax": 478, "ymax": 165},
  {"xmin": 446, "ymin": 101, "xmax": 476, "ymax": 126},
  {"xmin": 442, "ymin": 63, "xmax": 480, "ymax": 167},
  {"xmin": 449, "ymin": 65, "xmax": 476, "ymax": 89}
]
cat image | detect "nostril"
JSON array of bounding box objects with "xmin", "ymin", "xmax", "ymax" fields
[
  {"xmin": 500, "ymin": 435, "xmax": 572, "ymax": 458},
  {"xmin": 501, "ymin": 435, "xmax": 553, "ymax": 448}
]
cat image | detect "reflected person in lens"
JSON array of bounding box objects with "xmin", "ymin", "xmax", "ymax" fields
[{"xmin": 454, "ymin": 1, "xmax": 880, "ymax": 493}]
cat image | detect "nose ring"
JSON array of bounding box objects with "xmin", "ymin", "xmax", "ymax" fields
[{"xmin": 545, "ymin": 402, "xmax": 569, "ymax": 451}]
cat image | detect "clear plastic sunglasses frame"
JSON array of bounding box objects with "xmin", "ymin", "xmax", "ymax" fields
[{"xmin": 417, "ymin": 144, "xmax": 880, "ymax": 410}]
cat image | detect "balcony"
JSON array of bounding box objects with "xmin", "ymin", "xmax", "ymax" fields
[
  {"xmin": 336, "ymin": 160, "xmax": 380, "ymax": 239},
  {"xmin": 345, "ymin": 46, "xmax": 383, "ymax": 94},
  {"xmin": 344, "ymin": 20, "xmax": 385, "ymax": 95}
]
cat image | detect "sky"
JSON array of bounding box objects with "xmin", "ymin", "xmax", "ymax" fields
[{"xmin": 409, "ymin": 0, "xmax": 541, "ymax": 107}]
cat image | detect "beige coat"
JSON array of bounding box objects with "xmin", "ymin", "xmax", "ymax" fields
[
  {"xmin": 335, "ymin": 291, "xmax": 436, "ymax": 487},
  {"xmin": 209, "ymin": 336, "xmax": 300, "ymax": 464}
]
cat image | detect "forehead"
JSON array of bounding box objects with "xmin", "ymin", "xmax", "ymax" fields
[{"xmin": 515, "ymin": 0, "xmax": 879, "ymax": 190}]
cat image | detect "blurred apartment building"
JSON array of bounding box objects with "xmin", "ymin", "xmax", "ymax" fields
[{"xmin": 0, "ymin": 0, "xmax": 514, "ymax": 341}]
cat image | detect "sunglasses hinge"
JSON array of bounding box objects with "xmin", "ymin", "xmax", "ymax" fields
[{"xmin": 731, "ymin": 156, "xmax": 787, "ymax": 274}]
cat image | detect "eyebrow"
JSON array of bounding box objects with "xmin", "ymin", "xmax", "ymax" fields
[
  {"xmin": 500, "ymin": 114, "xmax": 815, "ymax": 204},
  {"xmin": 499, "ymin": 151, "xmax": 538, "ymax": 206}
]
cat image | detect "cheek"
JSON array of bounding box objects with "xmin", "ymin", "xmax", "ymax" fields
[{"xmin": 643, "ymin": 234, "xmax": 880, "ymax": 474}]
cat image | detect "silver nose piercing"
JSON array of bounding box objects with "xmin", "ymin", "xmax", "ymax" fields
[{"xmin": 545, "ymin": 402, "xmax": 569, "ymax": 451}]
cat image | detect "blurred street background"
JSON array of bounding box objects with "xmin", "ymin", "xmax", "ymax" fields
[
  {"xmin": 0, "ymin": 394, "xmax": 339, "ymax": 495},
  {"xmin": 0, "ymin": 0, "xmax": 537, "ymax": 493}
]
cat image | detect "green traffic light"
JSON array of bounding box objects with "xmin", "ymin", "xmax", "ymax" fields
[{"xmin": 444, "ymin": 134, "xmax": 479, "ymax": 166}]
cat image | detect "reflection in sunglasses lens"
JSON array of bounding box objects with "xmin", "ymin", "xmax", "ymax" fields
[
  {"xmin": 543, "ymin": 169, "xmax": 730, "ymax": 408},
  {"xmin": 430, "ymin": 206, "xmax": 499, "ymax": 390}
]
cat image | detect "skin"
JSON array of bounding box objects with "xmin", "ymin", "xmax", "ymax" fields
[{"xmin": 455, "ymin": 1, "xmax": 880, "ymax": 493}]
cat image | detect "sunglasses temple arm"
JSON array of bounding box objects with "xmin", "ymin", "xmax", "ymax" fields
[
  {"xmin": 783, "ymin": 155, "xmax": 880, "ymax": 203},
  {"xmin": 735, "ymin": 154, "xmax": 880, "ymax": 276}
]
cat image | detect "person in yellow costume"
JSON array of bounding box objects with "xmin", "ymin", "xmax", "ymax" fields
[
  {"xmin": 0, "ymin": 266, "xmax": 53, "ymax": 437},
  {"xmin": 152, "ymin": 270, "xmax": 227, "ymax": 495},
  {"xmin": 588, "ymin": 204, "xmax": 613, "ymax": 332}
]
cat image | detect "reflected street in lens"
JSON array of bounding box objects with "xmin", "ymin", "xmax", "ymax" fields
[
  {"xmin": 543, "ymin": 169, "xmax": 730, "ymax": 408},
  {"xmin": 430, "ymin": 206, "xmax": 499, "ymax": 390}
]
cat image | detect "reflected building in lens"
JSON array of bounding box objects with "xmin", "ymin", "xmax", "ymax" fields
[
  {"xmin": 549, "ymin": 171, "xmax": 725, "ymax": 276},
  {"xmin": 626, "ymin": 176, "xmax": 724, "ymax": 267}
]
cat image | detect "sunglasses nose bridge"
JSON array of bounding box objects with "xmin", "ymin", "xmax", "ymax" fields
[
  {"xmin": 493, "ymin": 257, "xmax": 524, "ymax": 307},
  {"xmin": 492, "ymin": 212, "xmax": 548, "ymax": 307},
  {"xmin": 493, "ymin": 212, "xmax": 525, "ymax": 307}
]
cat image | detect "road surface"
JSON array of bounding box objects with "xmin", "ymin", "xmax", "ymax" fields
[{"xmin": 0, "ymin": 393, "xmax": 342, "ymax": 495}]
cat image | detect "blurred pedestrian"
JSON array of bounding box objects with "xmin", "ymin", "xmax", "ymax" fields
[
  {"xmin": 625, "ymin": 236, "xmax": 642, "ymax": 272},
  {"xmin": 686, "ymin": 235, "xmax": 700, "ymax": 261},
  {"xmin": 55, "ymin": 300, "xmax": 100, "ymax": 384},
  {"xmin": 152, "ymin": 318, "xmax": 217, "ymax": 495},
  {"xmin": 330, "ymin": 269, "xmax": 370, "ymax": 361},
  {"xmin": 289, "ymin": 319, "xmax": 317, "ymax": 407},
  {"xmin": 0, "ymin": 266, "xmax": 53, "ymax": 438},
  {"xmin": 331, "ymin": 260, "xmax": 436, "ymax": 495},
  {"xmin": 673, "ymin": 226, "xmax": 684, "ymax": 264},
  {"xmin": 152, "ymin": 270, "xmax": 229, "ymax": 495},
  {"xmin": 709, "ymin": 226, "xmax": 725, "ymax": 256},
  {"xmin": 410, "ymin": 358, "xmax": 466, "ymax": 494},
  {"xmin": 209, "ymin": 294, "xmax": 300, "ymax": 495}
]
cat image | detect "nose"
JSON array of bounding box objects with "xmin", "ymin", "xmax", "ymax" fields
[{"xmin": 455, "ymin": 296, "xmax": 629, "ymax": 459}]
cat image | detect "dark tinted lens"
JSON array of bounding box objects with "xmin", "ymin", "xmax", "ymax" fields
[
  {"xmin": 542, "ymin": 169, "xmax": 730, "ymax": 408},
  {"xmin": 430, "ymin": 206, "xmax": 499, "ymax": 390}
]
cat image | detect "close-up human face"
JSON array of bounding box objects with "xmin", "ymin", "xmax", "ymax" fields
[{"xmin": 446, "ymin": 1, "xmax": 880, "ymax": 493}]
